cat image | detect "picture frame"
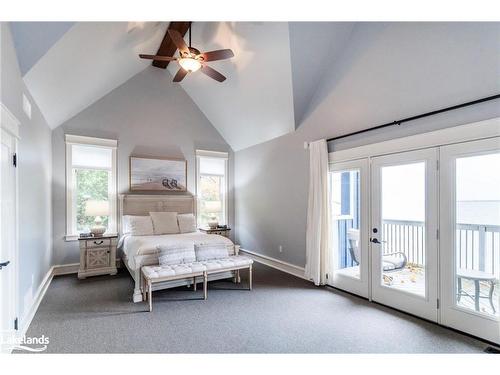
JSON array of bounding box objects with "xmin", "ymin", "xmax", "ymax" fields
[{"xmin": 129, "ymin": 156, "xmax": 187, "ymax": 192}]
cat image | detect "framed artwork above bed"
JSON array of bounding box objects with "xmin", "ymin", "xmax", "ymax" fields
[{"xmin": 129, "ymin": 156, "xmax": 187, "ymax": 192}]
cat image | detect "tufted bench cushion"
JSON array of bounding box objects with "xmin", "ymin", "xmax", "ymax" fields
[
  {"xmin": 142, "ymin": 262, "xmax": 207, "ymax": 279},
  {"xmin": 200, "ymin": 255, "xmax": 253, "ymax": 272}
]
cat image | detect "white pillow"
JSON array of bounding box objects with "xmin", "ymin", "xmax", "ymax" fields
[
  {"xmin": 127, "ymin": 216, "xmax": 154, "ymax": 236},
  {"xmin": 150, "ymin": 212, "xmax": 179, "ymax": 235},
  {"xmin": 158, "ymin": 245, "xmax": 196, "ymax": 265},
  {"xmin": 177, "ymin": 213, "xmax": 197, "ymax": 233},
  {"xmin": 195, "ymin": 243, "xmax": 229, "ymax": 261}
]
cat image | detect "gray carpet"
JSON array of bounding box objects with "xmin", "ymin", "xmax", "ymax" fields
[{"xmin": 24, "ymin": 263, "xmax": 488, "ymax": 353}]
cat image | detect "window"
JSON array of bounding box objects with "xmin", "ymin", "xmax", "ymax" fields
[
  {"xmin": 196, "ymin": 150, "xmax": 229, "ymax": 228},
  {"xmin": 65, "ymin": 135, "xmax": 117, "ymax": 240}
]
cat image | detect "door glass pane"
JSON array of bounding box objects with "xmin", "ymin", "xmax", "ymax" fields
[
  {"xmin": 455, "ymin": 153, "xmax": 500, "ymax": 317},
  {"xmin": 380, "ymin": 162, "xmax": 426, "ymax": 297},
  {"xmin": 330, "ymin": 169, "xmax": 361, "ymax": 279}
]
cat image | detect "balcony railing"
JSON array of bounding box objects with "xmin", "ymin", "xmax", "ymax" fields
[
  {"xmin": 337, "ymin": 219, "xmax": 500, "ymax": 278},
  {"xmin": 382, "ymin": 219, "xmax": 425, "ymax": 266}
]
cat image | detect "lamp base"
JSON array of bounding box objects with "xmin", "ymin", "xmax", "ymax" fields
[
  {"xmin": 90, "ymin": 225, "xmax": 106, "ymax": 237},
  {"xmin": 207, "ymin": 218, "xmax": 219, "ymax": 229}
]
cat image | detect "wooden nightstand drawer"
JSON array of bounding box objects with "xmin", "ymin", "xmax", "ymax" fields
[{"xmin": 84, "ymin": 238, "xmax": 112, "ymax": 249}]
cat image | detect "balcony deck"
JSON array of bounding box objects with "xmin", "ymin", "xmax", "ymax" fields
[{"xmin": 336, "ymin": 265, "xmax": 499, "ymax": 316}]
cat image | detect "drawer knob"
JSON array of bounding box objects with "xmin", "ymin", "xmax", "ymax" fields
[{"xmin": 94, "ymin": 240, "xmax": 104, "ymax": 245}]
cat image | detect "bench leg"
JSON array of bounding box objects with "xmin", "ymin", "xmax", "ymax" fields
[
  {"xmin": 148, "ymin": 280, "xmax": 153, "ymax": 312},
  {"xmin": 142, "ymin": 274, "xmax": 148, "ymax": 301},
  {"xmin": 249, "ymin": 265, "xmax": 253, "ymax": 291},
  {"xmin": 203, "ymin": 272, "xmax": 208, "ymax": 300},
  {"xmin": 193, "ymin": 276, "xmax": 197, "ymax": 291}
]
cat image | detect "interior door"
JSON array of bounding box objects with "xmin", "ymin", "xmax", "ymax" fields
[
  {"xmin": 328, "ymin": 159, "xmax": 369, "ymax": 298},
  {"xmin": 0, "ymin": 128, "xmax": 17, "ymax": 349},
  {"xmin": 440, "ymin": 137, "xmax": 500, "ymax": 344},
  {"xmin": 371, "ymin": 148, "xmax": 439, "ymax": 322}
]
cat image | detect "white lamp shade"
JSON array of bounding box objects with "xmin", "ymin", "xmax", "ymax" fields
[
  {"xmin": 85, "ymin": 200, "xmax": 109, "ymax": 217},
  {"xmin": 204, "ymin": 201, "xmax": 222, "ymax": 213}
]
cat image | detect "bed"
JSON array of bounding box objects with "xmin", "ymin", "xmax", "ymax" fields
[{"xmin": 118, "ymin": 194, "xmax": 239, "ymax": 302}]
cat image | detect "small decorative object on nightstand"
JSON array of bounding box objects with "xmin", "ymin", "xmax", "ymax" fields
[
  {"xmin": 78, "ymin": 235, "xmax": 118, "ymax": 279},
  {"xmin": 198, "ymin": 226, "xmax": 231, "ymax": 238}
]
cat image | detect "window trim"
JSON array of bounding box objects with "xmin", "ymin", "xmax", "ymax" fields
[
  {"xmin": 195, "ymin": 149, "xmax": 229, "ymax": 228},
  {"xmin": 65, "ymin": 135, "xmax": 118, "ymax": 241}
]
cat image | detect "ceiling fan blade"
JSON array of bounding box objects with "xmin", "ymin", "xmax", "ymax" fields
[
  {"xmin": 173, "ymin": 68, "xmax": 188, "ymax": 82},
  {"xmin": 200, "ymin": 65, "xmax": 226, "ymax": 82},
  {"xmin": 139, "ymin": 54, "xmax": 177, "ymax": 62},
  {"xmin": 168, "ymin": 29, "xmax": 190, "ymax": 55},
  {"xmin": 200, "ymin": 49, "xmax": 234, "ymax": 62}
]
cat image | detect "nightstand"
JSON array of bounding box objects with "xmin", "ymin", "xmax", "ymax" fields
[
  {"xmin": 198, "ymin": 227, "xmax": 231, "ymax": 238},
  {"xmin": 78, "ymin": 235, "xmax": 118, "ymax": 279}
]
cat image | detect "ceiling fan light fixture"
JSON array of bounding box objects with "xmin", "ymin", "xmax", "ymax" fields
[{"xmin": 178, "ymin": 57, "xmax": 202, "ymax": 72}]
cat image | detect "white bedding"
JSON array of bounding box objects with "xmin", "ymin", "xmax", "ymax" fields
[{"xmin": 118, "ymin": 231, "xmax": 234, "ymax": 260}]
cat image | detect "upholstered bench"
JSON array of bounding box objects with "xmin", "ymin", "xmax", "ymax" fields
[
  {"xmin": 201, "ymin": 256, "xmax": 253, "ymax": 288},
  {"xmin": 141, "ymin": 255, "xmax": 254, "ymax": 312}
]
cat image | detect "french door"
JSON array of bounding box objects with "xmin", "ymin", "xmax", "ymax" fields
[
  {"xmin": 328, "ymin": 159, "xmax": 369, "ymax": 298},
  {"xmin": 440, "ymin": 137, "xmax": 500, "ymax": 344},
  {"xmin": 329, "ymin": 136, "xmax": 500, "ymax": 343},
  {"xmin": 371, "ymin": 148, "xmax": 439, "ymax": 322}
]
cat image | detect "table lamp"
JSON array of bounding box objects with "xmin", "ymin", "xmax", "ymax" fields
[{"xmin": 85, "ymin": 200, "xmax": 109, "ymax": 236}]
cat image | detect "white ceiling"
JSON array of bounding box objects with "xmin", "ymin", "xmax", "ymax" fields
[
  {"xmin": 23, "ymin": 22, "xmax": 168, "ymax": 128},
  {"xmin": 167, "ymin": 22, "xmax": 296, "ymax": 151},
  {"xmin": 15, "ymin": 21, "xmax": 361, "ymax": 150},
  {"xmin": 288, "ymin": 22, "xmax": 355, "ymax": 127}
]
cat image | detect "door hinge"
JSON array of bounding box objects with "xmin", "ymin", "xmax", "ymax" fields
[
  {"xmin": 13, "ymin": 153, "xmax": 17, "ymax": 167},
  {"xmin": 436, "ymin": 299, "xmax": 440, "ymax": 309},
  {"xmin": 436, "ymin": 159, "xmax": 439, "ymax": 171},
  {"xmin": 436, "ymin": 229, "xmax": 439, "ymax": 240},
  {"xmin": 326, "ymin": 273, "xmax": 329, "ymax": 280},
  {"xmin": 14, "ymin": 317, "xmax": 18, "ymax": 330}
]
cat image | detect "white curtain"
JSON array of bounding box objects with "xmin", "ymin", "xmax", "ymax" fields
[{"xmin": 304, "ymin": 139, "xmax": 330, "ymax": 286}]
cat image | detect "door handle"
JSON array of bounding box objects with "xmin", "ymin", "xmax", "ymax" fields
[
  {"xmin": 370, "ymin": 238, "xmax": 386, "ymax": 244},
  {"xmin": 0, "ymin": 260, "xmax": 10, "ymax": 270}
]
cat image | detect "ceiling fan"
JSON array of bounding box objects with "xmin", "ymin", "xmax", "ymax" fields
[{"xmin": 139, "ymin": 23, "xmax": 234, "ymax": 83}]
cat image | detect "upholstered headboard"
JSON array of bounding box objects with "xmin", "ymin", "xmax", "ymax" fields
[{"xmin": 118, "ymin": 194, "xmax": 196, "ymax": 234}]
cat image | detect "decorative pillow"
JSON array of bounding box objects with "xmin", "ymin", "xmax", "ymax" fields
[
  {"xmin": 195, "ymin": 243, "xmax": 229, "ymax": 261},
  {"xmin": 177, "ymin": 213, "xmax": 197, "ymax": 233},
  {"xmin": 149, "ymin": 212, "xmax": 179, "ymax": 235},
  {"xmin": 127, "ymin": 216, "xmax": 154, "ymax": 236},
  {"xmin": 158, "ymin": 245, "xmax": 196, "ymax": 265}
]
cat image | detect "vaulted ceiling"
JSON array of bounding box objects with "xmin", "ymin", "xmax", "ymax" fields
[{"xmin": 10, "ymin": 21, "xmax": 355, "ymax": 151}]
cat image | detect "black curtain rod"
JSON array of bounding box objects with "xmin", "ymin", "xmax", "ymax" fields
[{"xmin": 326, "ymin": 94, "xmax": 500, "ymax": 143}]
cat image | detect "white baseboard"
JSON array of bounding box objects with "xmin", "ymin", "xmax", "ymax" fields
[
  {"xmin": 239, "ymin": 248, "xmax": 308, "ymax": 281},
  {"xmin": 18, "ymin": 266, "xmax": 54, "ymax": 338}
]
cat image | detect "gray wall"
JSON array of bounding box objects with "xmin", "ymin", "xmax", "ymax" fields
[
  {"xmin": 234, "ymin": 22, "xmax": 500, "ymax": 268},
  {"xmin": 1, "ymin": 23, "xmax": 53, "ymax": 325},
  {"xmin": 52, "ymin": 66, "xmax": 233, "ymax": 265}
]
